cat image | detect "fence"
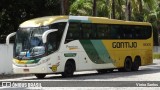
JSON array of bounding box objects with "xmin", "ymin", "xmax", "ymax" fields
[
  {"xmin": 153, "ymin": 46, "xmax": 160, "ymax": 53},
  {"xmin": 0, "ymin": 44, "xmax": 13, "ymax": 74}
]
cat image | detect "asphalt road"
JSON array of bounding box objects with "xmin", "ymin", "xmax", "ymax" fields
[{"xmin": 0, "ymin": 60, "xmax": 160, "ymax": 90}]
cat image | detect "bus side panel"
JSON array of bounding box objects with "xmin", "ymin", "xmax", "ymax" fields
[
  {"xmin": 102, "ymin": 39, "xmax": 153, "ymax": 68},
  {"xmin": 79, "ymin": 40, "xmax": 116, "ymax": 70},
  {"xmin": 60, "ymin": 40, "xmax": 93, "ymax": 71},
  {"xmin": 61, "ymin": 40, "xmax": 116, "ymax": 71}
]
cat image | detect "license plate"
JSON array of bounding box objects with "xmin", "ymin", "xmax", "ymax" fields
[{"xmin": 24, "ymin": 69, "xmax": 29, "ymax": 72}]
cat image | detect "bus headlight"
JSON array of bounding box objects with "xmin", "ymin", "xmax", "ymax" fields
[{"xmin": 38, "ymin": 58, "xmax": 50, "ymax": 65}]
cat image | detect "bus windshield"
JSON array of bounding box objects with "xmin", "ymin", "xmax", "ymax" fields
[{"xmin": 14, "ymin": 26, "xmax": 49, "ymax": 59}]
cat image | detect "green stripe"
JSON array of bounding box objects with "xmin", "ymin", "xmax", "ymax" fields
[
  {"xmin": 64, "ymin": 53, "xmax": 77, "ymax": 57},
  {"xmin": 26, "ymin": 58, "xmax": 41, "ymax": 64},
  {"xmin": 80, "ymin": 40, "xmax": 113, "ymax": 64},
  {"xmin": 80, "ymin": 40, "xmax": 105, "ymax": 64},
  {"xmin": 91, "ymin": 40, "xmax": 113, "ymax": 63}
]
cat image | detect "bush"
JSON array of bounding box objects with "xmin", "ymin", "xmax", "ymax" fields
[{"xmin": 153, "ymin": 53, "xmax": 160, "ymax": 59}]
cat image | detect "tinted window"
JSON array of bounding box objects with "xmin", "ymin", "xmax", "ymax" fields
[
  {"xmin": 66, "ymin": 23, "xmax": 81, "ymax": 42},
  {"xmin": 81, "ymin": 23, "xmax": 92, "ymax": 39},
  {"xmin": 48, "ymin": 22, "xmax": 66, "ymax": 54},
  {"xmin": 97, "ymin": 24, "xmax": 110, "ymax": 39},
  {"xmin": 50, "ymin": 22, "xmax": 66, "ymax": 42},
  {"xmin": 110, "ymin": 25, "xmax": 152, "ymax": 39},
  {"xmin": 65, "ymin": 22, "xmax": 152, "ymax": 43}
]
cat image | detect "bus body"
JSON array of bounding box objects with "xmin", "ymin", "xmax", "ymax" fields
[{"xmin": 7, "ymin": 16, "xmax": 153, "ymax": 78}]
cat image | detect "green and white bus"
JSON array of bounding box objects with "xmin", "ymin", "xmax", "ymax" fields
[{"xmin": 6, "ymin": 16, "xmax": 153, "ymax": 79}]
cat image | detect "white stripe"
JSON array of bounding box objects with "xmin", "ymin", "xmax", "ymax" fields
[{"xmin": 69, "ymin": 16, "xmax": 88, "ymax": 20}]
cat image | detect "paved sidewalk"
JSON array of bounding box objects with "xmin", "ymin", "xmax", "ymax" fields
[{"xmin": 0, "ymin": 74, "xmax": 32, "ymax": 80}]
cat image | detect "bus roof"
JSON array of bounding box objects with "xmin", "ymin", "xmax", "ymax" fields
[
  {"xmin": 20, "ymin": 16, "xmax": 68, "ymax": 27},
  {"xmin": 88, "ymin": 17, "xmax": 151, "ymax": 26},
  {"xmin": 20, "ymin": 16, "xmax": 151, "ymax": 27}
]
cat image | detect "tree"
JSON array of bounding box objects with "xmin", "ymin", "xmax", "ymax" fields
[
  {"xmin": 60, "ymin": 0, "xmax": 69, "ymax": 15},
  {"xmin": 125, "ymin": 0, "xmax": 131, "ymax": 20},
  {"xmin": 0, "ymin": 0, "xmax": 160, "ymax": 45},
  {"xmin": 92, "ymin": 0, "xmax": 97, "ymax": 16},
  {"xmin": 111, "ymin": 0, "xmax": 115, "ymax": 19},
  {"xmin": 0, "ymin": 0, "xmax": 61, "ymax": 43},
  {"xmin": 70, "ymin": 0, "xmax": 92, "ymax": 15},
  {"xmin": 61, "ymin": 0, "xmax": 64, "ymax": 14}
]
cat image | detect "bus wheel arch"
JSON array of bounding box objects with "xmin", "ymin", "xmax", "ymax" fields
[
  {"xmin": 132, "ymin": 56, "xmax": 141, "ymax": 71},
  {"xmin": 62, "ymin": 59, "xmax": 76, "ymax": 77}
]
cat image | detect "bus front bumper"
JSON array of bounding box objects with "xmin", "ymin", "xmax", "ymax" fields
[{"xmin": 13, "ymin": 63, "xmax": 48, "ymax": 74}]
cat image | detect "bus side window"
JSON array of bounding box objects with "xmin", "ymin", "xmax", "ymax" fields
[
  {"xmin": 110, "ymin": 25, "xmax": 119, "ymax": 39},
  {"xmin": 91, "ymin": 24, "xmax": 97, "ymax": 39},
  {"xmin": 145, "ymin": 26, "xmax": 152, "ymax": 38},
  {"xmin": 81, "ymin": 23, "xmax": 92, "ymax": 39},
  {"xmin": 97, "ymin": 24, "xmax": 109, "ymax": 39},
  {"xmin": 142, "ymin": 26, "xmax": 151, "ymax": 39},
  {"xmin": 65, "ymin": 22, "xmax": 80, "ymax": 43},
  {"xmin": 135, "ymin": 26, "xmax": 142, "ymax": 39}
]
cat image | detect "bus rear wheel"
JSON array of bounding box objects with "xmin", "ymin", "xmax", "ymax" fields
[
  {"xmin": 132, "ymin": 57, "xmax": 141, "ymax": 71},
  {"xmin": 119, "ymin": 57, "xmax": 132, "ymax": 72},
  {"xmin": 124, "ymin": 57, "xmax": 132, "ymax": 72},
  {"xmin": 35, "ymin": 74, "xmax": 46, "ymax": 79},
  {"xmin": 62, "ymin": 61, "xmax": 75, "ymax": 77}
]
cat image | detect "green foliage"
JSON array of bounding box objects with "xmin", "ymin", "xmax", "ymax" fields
[
  {"xmin": 153, "ymin": 53, "xmax": 160, "ymax": 59},
  {"xmin": 70, "ymin": 0, "xmax": 160, "ymax": 45},
  {"xmin": 0, "ymin": 0, "xmax": 60, "ymax": 43},
  {"xmin": 70, "ymin": 0, "xmax": 92, "ymax": 15},
  {"xmin": 0, "ymin": 0, "xmax": 160, "ymax": 45}
]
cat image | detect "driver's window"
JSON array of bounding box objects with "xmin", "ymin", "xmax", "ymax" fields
[
  {"xmin": 46, "ymin": 22, "xmax": 66, "ymax": 55},
  {"xmin": 47, "ymin": 32, "xmax": 57, "ymax": 54}
]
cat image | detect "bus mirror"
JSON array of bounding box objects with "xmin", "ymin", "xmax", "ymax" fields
[
  {"xmin": 6, "ymin": 32, "xmax": 16, "ymax": 45},
  {"xmin": 42, "ymin": 29, "xmax": 58, "ymax": 43}
]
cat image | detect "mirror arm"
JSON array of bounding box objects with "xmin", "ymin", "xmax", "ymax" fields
[{"xmin": 6, "ymin": 32, "xmax": 16, "ymax": 45}]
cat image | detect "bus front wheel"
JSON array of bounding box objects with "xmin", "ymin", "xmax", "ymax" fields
[
  {"xmin": 35, "ymin": 74, "xmax": 46, "ymax": 79},
  {"xmin": 62, "ymin": 61, "xmax": 75, "ymax": 77}
]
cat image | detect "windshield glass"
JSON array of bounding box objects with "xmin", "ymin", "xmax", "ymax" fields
[
  {"xmin": 14, "ymin": 22, "xmax": 66, "ymax": 60},
  {"xmin": 14, "ymin": 26, "xmax": 49, "ymax": 59}
]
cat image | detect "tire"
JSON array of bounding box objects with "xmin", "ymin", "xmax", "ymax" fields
[
  {"xmin": 35, "ymin": 74, "xmax": 46, "ymax": 79},
  {"xmin": 132, "ymin": 57, "xmax": 141, "ymax": 71},
  {"xmin": 62, "ymin": 61, "xmax": 75, "ymax": 77},
  {"xmin": 124, "ymin": 57, "xmax": 132, "ymax": 72}
]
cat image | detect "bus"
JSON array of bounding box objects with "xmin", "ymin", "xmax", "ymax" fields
[{"xmin": 6, "ymin": 16, "xmax": 153, "ymax": 79}]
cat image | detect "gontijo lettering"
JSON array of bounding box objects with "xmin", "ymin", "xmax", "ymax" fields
[{"xmin": 112, "ymin": 42, "xmax": 137, "ymax": 48}]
